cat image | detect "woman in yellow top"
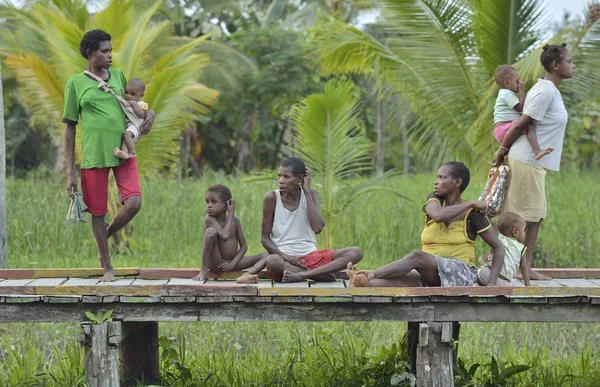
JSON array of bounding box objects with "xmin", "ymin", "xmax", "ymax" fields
[{"xmin": 351, "ymin": 162, "xmax": 505, "ymax": 287}]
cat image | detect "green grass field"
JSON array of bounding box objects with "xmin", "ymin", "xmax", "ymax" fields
[{"xmin": 1, "ymin": 170, "xmax": 599, "ymax": 386}]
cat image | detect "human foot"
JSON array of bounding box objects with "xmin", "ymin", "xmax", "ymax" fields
[
  {"xmin": 192, "ymin": 270, "xmax": 208, "ymax": 282},
  {"xmin": 114, "ymin": 148, "xmax": 130, "ymax": 159},
  {"xmin": 534, "ymin": 148, "xmax": 553, "ymax": 160},
  {"xmin": 351, "ymin": 270, "xmax": 374, "ymax": 287},
  {"xmin": 282, "ymin": 270, "xmax": 305, "ymax": 283},
  {"xmin": 236, "ymin": 273, "xmax": 259, "ymax": 284},
  {"xmin": 100, "ymin": 269, "xmax": 116, "ymax": 282},
  {"xmin": 346, "ymin": 262, "xmax": 358, "ymax": 287}
]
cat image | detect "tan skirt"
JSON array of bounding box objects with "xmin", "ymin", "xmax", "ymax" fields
[{"xmin": 504, "ymin": 157, "xmax": 547, "ymax": 222}]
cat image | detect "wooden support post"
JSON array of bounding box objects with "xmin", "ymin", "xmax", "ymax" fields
[
  {"xmin": 120, "ymin": 322, "xmax": 161, "ymax": 386},
  {"xmin": 416, "ymin": 322, "xmax": 454, "ymax": 387},
  {"xmin": 81, "ymin": 321, "xmax": 121, "ymax": 387},
  {"xmin": 407, "ymin": 322, "xmax": 420, "ymax": 375}
]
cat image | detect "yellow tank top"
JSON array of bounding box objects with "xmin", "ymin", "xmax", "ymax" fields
[{"xmin": 421, "ymin": 207, "xmax": 476, "ymax": 265}]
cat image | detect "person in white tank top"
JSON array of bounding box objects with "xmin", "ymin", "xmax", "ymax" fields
[{"xmin": 236, "ymin": 158, "xmax": 362, "ymax": 284}]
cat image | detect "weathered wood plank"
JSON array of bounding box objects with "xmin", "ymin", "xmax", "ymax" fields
[
  {"xmin": 233, "ymin": 296, "xmax": 273, "ymax": 303},
  {"xmin": 251, "ymin": 281, "xmax": 273, "ymax": 288},
  {"xmin": 0, "ymin": 268, "xmax": 139, "ymax": 279},
  {"xmin": 160, "ymin": 296, "xmax": 197, "ymax": 303},
  {"xmin": 62, "ymin": 278, "xmax": 101, "ymax": 287},
  {"xmin": 314, "ymin": 296, "xmax": 353, "ymax": 303},
  {"xmin": 28, "ymin": 278, "xmax": 68, "ymax": 287},
  {"xmin": 0, "ymin": 278, "xmax": 35, "ymax": 287},
  {"xmin": 435, "ymin": 303, "xmax": 600, "ymax": 322},
  {"xmin": 509, "ymin": 296, "xmax": 548, "ymax": 304},
  {"xmin": 30, "ymin": 285, "xmax": 162, "ymax": 296},
  {"xmin": 532, "ymin": 269, "xmax": 600, "ymax": 278},
  {"xmin": 589, "ymin": 279, "xmax": 600, "ymax": 286},
  {"xmin": 309, "ymin": 281, "xmax": 345, "ymax": 288},
  {"xmin": 120, "ymin": 296, "xmax": 161, "ymax": 303},
  {"xmin": 271, "ymin": 296, "xmax": 314, "ymax": 303},
  {"xmin": 553, "ymin": 279, "xmax": 599, "ymax": 287},
  {"xmin": 196, "ymin": 296, "xmax": 234, "ymax": 303},
  {"xmin": 162, "ymin": 284, "xmax": 257, "ymax": 297},
  {"xmin": 82, "ymin": 296, "xmax": 104, "ymax": 303},
  {"xmin": 140, "ymin": 268, "xmax": 272, "ymax": 280},
  {"xmin": 530, "ymin": 279, "xmax": 563, "ymax": 287},
  {"xmin": 131, "ymin": 279, "xmax": 169, "ymax": 286},
  {"xmin": 82, "ymin": 322, "xmax": 121, "ymax": 387},
  {"xmin": 167, "ymin": 278, "xmax": 203, "ymax": 286},
  {"xmin": 5, "ymin": 295, "xmax": 41, "ymax": 303},
  {"xmin": 417, "ymin": 322, "xmax": 454, "ymax": 387},
  {"xmin": 273, "ymin": 281, "xmax": 310, "ymax": 288},
  {"xmin": 548, "ymin": 296, "xmax": 581, "ymax": 304},
  {"xmin": 98, "ymin": 279, "xmax": 135, "ymax": 286},
  {"xmin": 353, "ymin": 296, "xmax": 372, "ymax": 303},
  {"xmin": 44, "ymin": 296, "xmax": 82, "ymax": 303}
]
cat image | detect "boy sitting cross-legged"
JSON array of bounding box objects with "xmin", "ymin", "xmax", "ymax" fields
[{"xmin": 192, "ymin": 184, "xmax": 268, "ymax": 282}]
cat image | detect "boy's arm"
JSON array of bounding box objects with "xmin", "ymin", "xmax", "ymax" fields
[
  {"xmin": 303, "ymin": 169, "xmax": 325, "ymax": 234},
  {"xmin": 425, "ymin": 199, "xmax": 487, "ymax": 224},
  {"xmin": 519, "ymin": 247, "xmax": 531, "ymax": 286},
  {"xmin": 478, "ymin": 228, "xmax": 505, "ymax": 286},
  {"xmin": 128, "ymin": 100, "xmax": 147, "ymax": 118},
  {"xmin": 261, "ymin": 192, "xmax": 306, "ymax": 268}
]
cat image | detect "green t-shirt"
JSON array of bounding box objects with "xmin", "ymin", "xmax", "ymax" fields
[{"xmin": 62, "ymin": 68, "xmax": 128, "ymax": 169}]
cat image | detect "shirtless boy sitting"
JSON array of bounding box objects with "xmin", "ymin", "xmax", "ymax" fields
[{"xmin": 192, "ymin": 184, "xmax": 267, "ymax": 282}]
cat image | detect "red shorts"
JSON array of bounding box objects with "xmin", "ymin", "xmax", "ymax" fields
[
  {"xmin": 80, "ymin": 158, "xmax": 142, "ymax": 216},
  {"xmin": 267, "ymin": 249, "xmax": 335, "ymax": 282}
]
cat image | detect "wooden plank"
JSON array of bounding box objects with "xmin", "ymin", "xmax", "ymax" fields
[
  {"xmin": 370, "ymin": 296, "xmax": 393, "ymax": 303},
  {"xmin": 532, "ymin": 269, "xmax": 600, "ymax": 278},
  {"xmin": 530, "ymin": 279, "xmax": 563, "ymax": 287},
  {"xmin": 120, "ymin": 296, "xmax": 161, "ymax": 303},
  {"xmin": 103, "ymin": 296, "xmax": 119, "ymax": 303},
  {"xmin": 29, "ymin": 285, "xmax": 161, "ymax": 297},
  {"xmin": 44, "ymin": 296, "xmax": 82, "ymax": 303},
  {"xmin": 352, "ymin": 296, "xmax": 372, "ymax": 303},
  {"xmin": 162, "ymin": 284, "xmax": 257, "ymax": 297},
  {"xmin": 62, "ymin": 278, "xmax": 101, "ymax": 287},
  {"xmin": 271, "ymin": 296, "xmax": 314, "ymax": 303},
  {"xmin": 314, "ymin": 296, "xmax": 353, "ymax": 303},
  {"xmin": 591, "ymin": 297, "xmax": 600, "ymax": 304},
  {"xmin": 140, "ymin": 268, "xmax": 272, "ymax": 280},
  {"xmin": 167, "ymin": 278, "xmax": 202, "ymax": 286},
  {"xmin": 131, "ymin": 279, "xmax": 169, "ymax": 286},
  {"xmin": 468, "ymin": 296, "xmax": 506, "ymax": 304},
  {"xmin": 0, "ymin": 268, "xmax": 139, "ymax": 279},
  {"xmin": 0, "ymin": 279, "xmax": 35, "ymax": 287},
  {"xmin": 28, "ymin": 278, "xmax": 68, "ymax": 287},
  {"xmin": 273, "ymin": 281, "xmax": 310, "ymax": 288},
  {"xmin": 82, "ymin": 296, "xmax": 104, "ymax": 303},
  {"xmin": 5, "ymin": 295, "xmax": 41, "ymax": 303},
  {"xmin": 98, "ymin": 279, "xmax": 135, "ymax": 286},
  {"xmin": 160, "ymin": 296, "xmax": 197, "ymax": 303},
  {"xmin": 309, "ymin": 281, "xmax": 345, "ymax": 288},
  {"xmin": 589, "ymin": 279, "xmax": 600, "ymax": 286},
  {"xmin": 251, "ymin": 281, "xmax": 273, "ymax": 288},
  {"xmin": 435, "ymin": 303, "xmax": 600, "ymax": 323},
  {"xmin": 233, "ymin": 296, "xmax": 273, "ymax": 303},
  {"xmin": 196, "ymin": 296, "xmax": 234, "ymax": 303},
  {"xmin": 549, "ymin": 296, "xmax": 581, "ymax": 304},
  {"xmin": 553, "ymin": 278, "xmax": 598, "ymax": 287},
  {"xmin": 509, "ymin": 296, "xmax": 548, "ymax": 304}
]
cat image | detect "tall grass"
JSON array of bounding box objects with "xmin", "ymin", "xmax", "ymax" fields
[{"xmin": 1, "ymin": 170, "xmax": 599, "ymax": 385}]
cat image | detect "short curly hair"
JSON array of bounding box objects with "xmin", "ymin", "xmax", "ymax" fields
[
  {"xmin": 540, "ymin": 43, "xmax": 568, "ymax": 72},
  {"xmin": 207, "ymin": 184, "xmax": 232, "ymax": 203},
  {"xmin": 79, "ymin": 29, "xmax": 111, "ymax": 59},
  {"xmin": 494, "ymin": 65, "xmax": 518, "ymax": 88},
  {"xmin": 443, "ymin": 161, "xmax": 470, "ymax": 192}
]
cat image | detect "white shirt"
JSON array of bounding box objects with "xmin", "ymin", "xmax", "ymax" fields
[
  {"xmin": 270, "ymin": 189, "xmax": 317, "ymax": 257},
  {"xmin": 494, "ymin": 89, "xmax": 521, "ymax": 124},
  {"xmin": 508, "ymin": 79, "xmax": 568, "ymax": 171},
  {"xmin": 486, "ymin": 234, "xmax": 525, "ymax": 281}
]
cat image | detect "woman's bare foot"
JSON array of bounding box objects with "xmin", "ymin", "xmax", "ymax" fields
[
  {"xmin": 236, "ymin": 273, "xmax": 259, "ymax": 284},
  {"xmin": 282, "ymin": 270, "xmax": 305, "ymax": 283},
  {"xmin": 192, "ymin": 270, "xmax": 208, "ymax": 282},
  {"xmin": 100, "ymin": 270, "xmax": 116, "ymax": 282},
  {"xmin": 351, "ymin": 270, "xmax": 374, "ymax": 287},
  {"xmin": 114, "ymin": 148, "xmax": 130, "ymax": 159}
]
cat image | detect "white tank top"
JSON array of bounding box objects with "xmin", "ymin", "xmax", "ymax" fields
[{"xmin": 270, "ymin": 189, "xmax": 317, "ymax": 257}]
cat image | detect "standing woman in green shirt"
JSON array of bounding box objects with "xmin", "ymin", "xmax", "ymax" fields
[{"xmin": 63, "ymin": 29, "xmax": 155, "ymax": 281}]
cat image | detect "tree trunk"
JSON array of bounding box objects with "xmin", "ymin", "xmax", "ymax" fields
[
  {"xmin": 236, "ymin": 112, "xmax": 257, "ymax": 172},
  {"xmin": 0, "ymin": 62, "xmax": 7, "ymax": 268},
  {"xmin": 376, "ymin": 98, "xmax": 385, "ymax": 177}
]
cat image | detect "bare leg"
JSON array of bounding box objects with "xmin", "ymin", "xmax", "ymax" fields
[
  {"xmin": 282, "ymin": 247, "xmax": 362, "ymax": 283},
  {"xmin": 524, "ymin": 220, "xmax": 550, "ymax": 280},
  {"xmin": 235, "ymin": 252, "xmax": 270, "ymax": 283},
  {"xmin": 264, "ymin": 254, "xmax": 304, "ymax": 282},
  {"xmin": 192, "ymin": 227, "xmax": 221, "ymax": 281},
  {"xmin": 232, "ymin": 252, "xmax": 269, "ymax": 271},
  {"xmin": 114, "ymin": 132, "xmax": 136, "ymax": 159},
  {"xmin": 352, "ymin": 251, "xmax": 440, "ymax": 287},
  {"xmin": 92, "ymin": 215, "xmax": 115, "ymax": 282},
  {"xmin": 526, "ymin": 125, "xmax": 553, "ymax": 160},
  {"xmin": 106, "ymin": 196, "xmax": 142, "ymax": 239}
]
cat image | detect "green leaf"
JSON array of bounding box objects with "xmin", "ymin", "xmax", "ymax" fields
[{"xmin": 499, "ymin": 364, "xmax": 531, "ymax": 379}]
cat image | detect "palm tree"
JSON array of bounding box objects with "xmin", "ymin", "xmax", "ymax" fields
[
  {"xmin": 289, "ymin": 79, "xmax": 404, "ymax": 248},
  {"xmin": 0, "ymin": 0, "xmax": 219, "ymax": 174},
  {"xmin": 308, "ymin": 0, "xmax": 600, "ymax": 164}
]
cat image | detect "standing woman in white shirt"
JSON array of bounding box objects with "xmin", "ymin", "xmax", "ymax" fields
[{"xmin": 491, "ymin": 43, "xmax": 575, "ymax": 280}]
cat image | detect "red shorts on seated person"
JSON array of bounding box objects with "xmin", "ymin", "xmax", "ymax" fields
[
  {"xmin": 267, "ymin": 249, "xmax": 335, "ymax": 282},
  {"xmin": 80, "ymin": 158, "xmax": 142, "ymax": 216}
]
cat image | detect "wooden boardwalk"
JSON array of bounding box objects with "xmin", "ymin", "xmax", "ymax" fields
[{"xmin": 1, "ymin": 268, "xmax": 599, "ymax": 323}]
